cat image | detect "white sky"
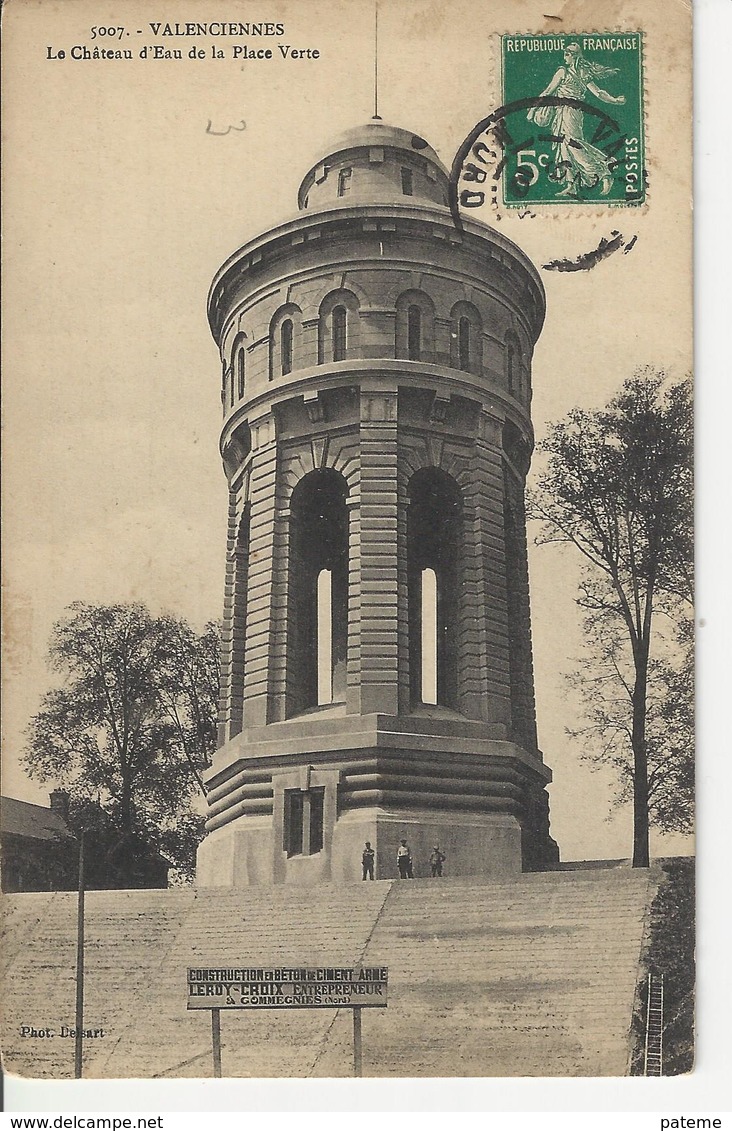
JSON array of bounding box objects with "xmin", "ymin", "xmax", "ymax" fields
[{"xmin": 2, "ymin": 0, "xmax": 693, "ymax": 862}]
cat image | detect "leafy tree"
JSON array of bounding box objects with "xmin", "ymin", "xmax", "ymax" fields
[
  {"xmin": 529, "ymin": 371, "xmax": 692, "ymax": 866},
  {"xmin": 23, "ymin": 603, "xmax": 220, "ymax": 883},
  {"xmin": 157, "ymin": 616, "xmax": 220, "ymax": 795}
]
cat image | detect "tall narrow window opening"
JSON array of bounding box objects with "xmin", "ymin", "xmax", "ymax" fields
[
  {"xmin": 407, "ymin": 469, "xmax": 463, "ymax": 709},
  {"xmin": 332, "ymin": 305, "xmax": 347, "ymax": 362},
  {"xmin": 458, "ymin": 317, "xmax": 471, "ymax": 371},
  {"xmin": 281, "ymin": 319, "xmax": 293, "ymax": 375},
  {"xmin": 337, "ymin": 167, "xmax": 352, "ymax": 197},
  {"xmin": 236, "ymin": 346, "xmax": 245, "ymax": 399},
  {"xmin": 317, "ymin": 568, "xmax": 333, "ymax": 705},
  {"xmin": 401, "ymin": 167, "xmax": 414, "ymax": 196},
  {"xmin": 506, "ymin": 336, "xmax": 517, "ymax": 397},
  {"xmin": 407, "ymin": 305, "xmax": 422, "ymax": 360},
  {"xmin": 283, "ymin": 787, "xmax": 325, "ymax": 856},
  {"xmin": 421, "ymin": 567, "xmax": 438, "ymax": 705},
  {"xmin": 287, "ymin": 471, "xmax": 349, "ymax": 716},
  {"xmin": 284, "ymin": 789, "xmax": 304, "ymax": 857}
]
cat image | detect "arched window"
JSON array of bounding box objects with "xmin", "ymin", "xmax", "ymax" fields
[
  {"xmin": 407, "ymin": 469, "xmax": 463, "ymax": 709},
  {"xmin": 229, "ymin": 369, "xmax": 235, "ymax": 408},
  {"xmin": 407, "ymin": 305, "xmax": 422, "ymax": 360},
  {"xmin": 332, "ymin": 305, "xmax": 347, "ymax": 362},
  {"xmin": 270, "ymin": 304, "xmax": 303, "ymax": 380},
  {"xmin": 281, "ymin": 319, "xmax": 293, "ymax": 375},
  {"xmin": 236, "ymin": 345, "xmax": 245, "ymax": 399},
  {"xmin": 317, "ymin": 291, "xmax": 360, "ymax": 365},
  {"xmin": 450, "ymin": 301, "xmax": 483, "ymax": 374},
  {"xmin": 458, "ymin": 317, "xmax": 471, "ymax": 371},
  {"xmin": 396, "ymin": 290, "xmax": 435, "ymax": 362},
  {"xmin": 421, "ymin": 567, "xmax": 438, "ymax": 705},
  {"xmin": 287, "ymin": 470, "xmax": 349, "ymax": 716}
]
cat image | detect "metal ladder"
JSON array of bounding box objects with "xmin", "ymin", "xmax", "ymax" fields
[{"xmin": 643, "ymin": 971, "xmax": 664, "ymax": 1075}]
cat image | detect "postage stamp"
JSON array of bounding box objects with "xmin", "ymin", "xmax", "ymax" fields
[{"xmin": 499, "ymin": 33, "xmax": 645, "ymax": 206}]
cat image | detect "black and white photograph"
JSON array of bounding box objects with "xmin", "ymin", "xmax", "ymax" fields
[{"xmin": 2, "ymin": 0, "xmax": 706, "ymax": 1103}]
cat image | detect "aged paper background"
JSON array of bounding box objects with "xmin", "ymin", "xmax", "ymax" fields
[{"xmin": 2, "ymin": 0, "xmax": 722, "ymax": 1110}]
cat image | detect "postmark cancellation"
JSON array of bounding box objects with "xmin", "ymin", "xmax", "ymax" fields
[{"xmin": 453, "ymin": 32, "xmax": 645, "ymax": 213}]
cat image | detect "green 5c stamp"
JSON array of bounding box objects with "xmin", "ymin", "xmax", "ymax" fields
[{"xmin": 500, "ymin": 33, "xmax": 645, "ymax": 205}]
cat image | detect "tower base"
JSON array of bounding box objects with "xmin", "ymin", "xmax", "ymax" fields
[{"xmin": 196, "ymin": 807, "xmax": 523, "ymax": 887}]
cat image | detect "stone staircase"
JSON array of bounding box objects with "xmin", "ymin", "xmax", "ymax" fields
[
  {"xmin": 1, "ymin": 889, "xmax": 196, "ymax": 1080},
  {"xmin": 312, "ymin": 867, "xmax": 655, "ymax": 1077},
  {"xmin": 1, "ymin": 865, "xmax": 656, "ymax": 1079}
]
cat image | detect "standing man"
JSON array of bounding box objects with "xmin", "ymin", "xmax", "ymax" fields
[
  {"xmin": 397, "ymin": 839, "xmax": 412, "ymax": 879},
  {"xmin": 430, "ymin": 846, "xmax": 446, "ymax": 877},
  {"xmin": 362, "ymin": 841, "xmax": 375, "ymax": 880}
]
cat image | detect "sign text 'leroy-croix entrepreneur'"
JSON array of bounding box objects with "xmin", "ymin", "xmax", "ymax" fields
[{"xmin": 187, "ymin": 966, "xmax": 388, "ymax": 1009}]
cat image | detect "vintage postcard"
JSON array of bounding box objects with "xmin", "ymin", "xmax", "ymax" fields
[{"xmin": 2, "ymin": 0, "xmax": 693, "ymax": 1085}]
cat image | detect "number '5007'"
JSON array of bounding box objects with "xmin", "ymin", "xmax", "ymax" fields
[{"xmin": 90, "ymin": 26, "xmax": 126, "ymax": 39}]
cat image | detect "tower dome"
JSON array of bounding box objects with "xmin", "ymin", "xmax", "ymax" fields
[{"xmin": 298, "ymin": 120, "xmax": 450, "ymax": 210}]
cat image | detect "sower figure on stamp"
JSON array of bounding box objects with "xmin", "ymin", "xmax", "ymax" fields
[
  {"xmin": 528, "ymin": 42, "xmax": 626, "ymax": 196},
  {"xmin": 397, "ymin": 839, "xmax": 412, "ymax": 879},
  {"xmin": 430, "ymin": 846, "xmax": 446, "ymax": 877},
  {"xmin": 362, "ymin": 841, "xmax": 375, "ymax": 880}
]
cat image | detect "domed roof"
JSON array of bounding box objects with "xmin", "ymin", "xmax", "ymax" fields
[
  {"xmin": 298, "ymin": 119, "xmax": 450, "ymax": 211},
  {"xmin": 319, "ymin": 120, "xmax": 446, "ymax": 171}
]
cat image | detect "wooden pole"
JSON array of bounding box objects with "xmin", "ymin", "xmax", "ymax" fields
[
  {"xmin": 211, "ymin": 1008, "xmax": 222, "ymax": 1078},
  {"xmin": 352, "ymin": 1006, "xmax": 362, "ymax": 1077},
  {"xmin": 74, "ymin": 829, "xmax": 85, "ymax": 1079}
]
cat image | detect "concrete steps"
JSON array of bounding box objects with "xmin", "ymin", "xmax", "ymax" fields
[
  {"xmin": 88, "ymin": 881, "xmax": 392, "ymax": 1079},
  {"xmin": 311, "ymin": 868, "xmax": 654, "ymax": 1077},
  {"xmin": 2, "ymin": 890, "xmax": 195, "ymax": 1079},
  {"xmin": 2, "ymin": 866, "xmax": 656, "ymax": 1079}
]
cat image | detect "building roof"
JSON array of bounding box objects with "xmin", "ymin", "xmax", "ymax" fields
[
  {"xmin": 1, "ymin": 796, "xmax": 73, "ymax": 842},
  {"xmin": 319, "ymin": 120, "xmax": 446, "ymax": 172}
]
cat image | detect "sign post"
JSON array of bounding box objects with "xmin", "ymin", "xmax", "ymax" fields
[
  {"xmin": 352, "ymin": 1006, "xmax": 362, "ymax": 1078},
  {"xmin": 74, "ymin": 828, "xmax": 85, "ymax": 1080},
  {"xmin": 211, "ymin": 1008, "xmax": 222, "ymax": 1078},
  {"xmin": 187, "ymin": 964, "xmax": 388, "ymax": 1078}
]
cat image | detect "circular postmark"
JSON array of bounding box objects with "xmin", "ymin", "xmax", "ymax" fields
[{"xmin": 449, "ymin": 95, "xmax": 644, "ymax": 229}]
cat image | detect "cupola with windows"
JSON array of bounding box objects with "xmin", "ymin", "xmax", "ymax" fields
[{"xmin": 297, "ymin": 120, "xmax": 450, "ymax": 210}]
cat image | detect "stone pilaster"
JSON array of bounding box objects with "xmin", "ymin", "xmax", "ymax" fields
[
  {"xmin": 356, "ymin": 389, "xmax": 400, "ymax": 715},
  {"xmin": 242, "ymin": 414, "xmax": 278, "ymax": 727},
  {"xmin": 474, "ymin": 411, "xmax": 513, "ymax": 729},
  {"xmin": 504, "ymin": 467, "xmax": 539, "ymax": 751}
]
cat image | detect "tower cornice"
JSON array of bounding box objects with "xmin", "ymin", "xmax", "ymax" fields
[
  {"xmin": 208, "ymin": 203, "xmax": 545, "ymax": 344},
  {"xmin": 218, "ymin": 359, "xmax": 534, "ymax": 461}
]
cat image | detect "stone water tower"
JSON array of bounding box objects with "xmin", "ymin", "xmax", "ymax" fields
[{"xmin": 197, "ymin": 121, "xmax": 559, "ymax": 886}]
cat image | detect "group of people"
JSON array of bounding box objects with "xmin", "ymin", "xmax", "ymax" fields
[{"xmin": 361, "ymin": 840, "xmax": 446, "ymax": 880}]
